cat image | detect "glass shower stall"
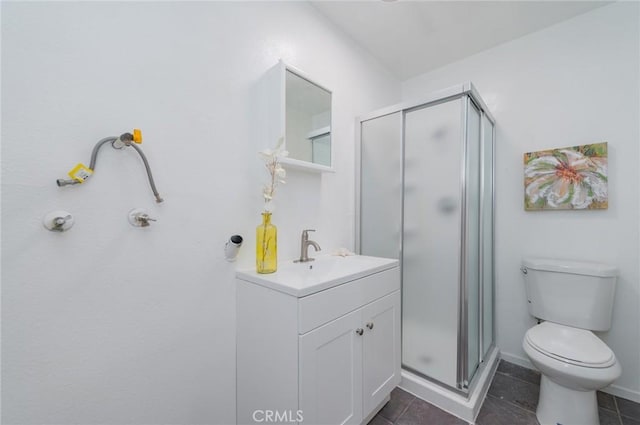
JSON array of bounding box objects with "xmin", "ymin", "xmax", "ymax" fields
[{"xmin": 356, "ymin": 83, "xmax": 496, "ymax": 417}]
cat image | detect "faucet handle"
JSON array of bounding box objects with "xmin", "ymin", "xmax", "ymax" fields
[
  {"xmin": 303, "ymin": 229, "xmax": 316, "ymax": 234},
  {"xmin": 128, "ymin": 208, "xmax": 157, "ymax": 228}
]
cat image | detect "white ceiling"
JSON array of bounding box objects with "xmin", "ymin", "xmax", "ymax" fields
[{"xmin": 310, "ymin": 1, "xmax": 611, "ymax": 80}]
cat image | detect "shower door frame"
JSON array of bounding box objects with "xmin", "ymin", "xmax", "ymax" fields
[{"xmin": 355, "ymin": 82, "xmax": 496, "ymax": 396}]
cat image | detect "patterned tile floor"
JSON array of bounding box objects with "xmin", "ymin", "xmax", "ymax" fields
[{"xmin": 370, "ymin": 360, "xmax": 640, "ymax": 425}]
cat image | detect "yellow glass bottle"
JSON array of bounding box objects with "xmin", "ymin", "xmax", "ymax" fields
[{"xmin": 256, "ymin": 212, "xmax": 277, "ymax": 274}]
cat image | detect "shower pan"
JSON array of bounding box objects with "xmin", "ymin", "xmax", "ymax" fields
[{"xmin": 356, "ymin": 83, "xmax": 498, "ymax": 422}]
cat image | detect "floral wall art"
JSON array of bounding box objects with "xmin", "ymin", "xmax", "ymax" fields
[{"xmin": 524, "ymin": 142, "xmax": 608, "ymax": 210}]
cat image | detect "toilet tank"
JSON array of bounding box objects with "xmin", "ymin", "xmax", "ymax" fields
[{"xmin": 522, "ymin": 258, "xmax": 617, "ymax": 331}]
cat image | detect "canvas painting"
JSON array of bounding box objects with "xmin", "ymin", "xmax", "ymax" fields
[{"xmin": 524, "ymin": 142, "xmax": 608, "ymax": 210}]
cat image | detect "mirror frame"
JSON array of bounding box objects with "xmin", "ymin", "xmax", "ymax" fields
[{"xmin": 278, "ymin": 60, "xmax": 334, "ymax": 173}]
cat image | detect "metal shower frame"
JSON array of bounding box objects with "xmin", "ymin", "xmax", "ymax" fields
[{"xmin": 354, "ymin": 82, "xmax": 496, "ymax": 396}]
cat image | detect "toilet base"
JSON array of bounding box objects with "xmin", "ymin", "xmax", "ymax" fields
[{"xmin": 537, "ymin": 375, "xmax": 599, "ymax": 425}]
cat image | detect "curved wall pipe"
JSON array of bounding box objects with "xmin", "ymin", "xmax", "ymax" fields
[{"xmin": 56, "ymin": 132, "xmax": 163, "ymax": 203}]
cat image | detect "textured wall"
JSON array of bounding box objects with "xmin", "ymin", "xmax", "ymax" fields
[{"xmin": 1, "ymin": 2, "xmax": 399, "ymax": 423}]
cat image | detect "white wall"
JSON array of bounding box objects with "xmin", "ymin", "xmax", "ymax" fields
[
  {"xmin": 402, "ymin": 2, "xmax": 640, "ymax": 401},
  {"xmin": 1, "ymin": 2, "xmax": 399, "ymax": 423}
]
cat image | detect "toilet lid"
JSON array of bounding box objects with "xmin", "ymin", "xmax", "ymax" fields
[{"xmin": 525, "ymin": 322, "xmax": 615, "ymax": 368}]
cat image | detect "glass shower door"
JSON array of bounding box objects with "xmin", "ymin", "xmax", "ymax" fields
[
  {"xmin": 359, "ymin": 88, "xmax": 496, "ymax": 394},
  {"xmin": 359, "ymin": 112, "xmax": 403, "ymax": 260},
  {"xmin": 402, "ymin": 99, "xmax": 463, "ymax": 388}
]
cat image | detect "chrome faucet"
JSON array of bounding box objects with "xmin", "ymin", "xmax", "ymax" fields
[{"xmin": 295, "ymin": 229, "xmax": 321, "ymax": 263}]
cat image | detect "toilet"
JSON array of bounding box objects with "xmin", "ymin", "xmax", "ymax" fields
[{"xmin": 521, "ymin": 258, "xmax": 621, "ymax": 425}]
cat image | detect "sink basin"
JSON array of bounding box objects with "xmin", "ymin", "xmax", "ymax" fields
[{"xmin": 236, "ymin": 254, "xmax": 398, "ymax": 297}]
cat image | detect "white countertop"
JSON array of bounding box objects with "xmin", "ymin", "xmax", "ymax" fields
[{"xmin": 236, "ymin": 254, "xmax": 399, "ymax": 297}]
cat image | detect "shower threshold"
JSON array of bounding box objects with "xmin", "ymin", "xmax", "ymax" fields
[{"xmin": 399, "ymin": 346, "xmax": 500, "ymax": 423}]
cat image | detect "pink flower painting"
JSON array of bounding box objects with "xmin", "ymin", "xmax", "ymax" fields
[{"xmin": 524, "ymin": 142, "xmax": 608, "ymax": 210}]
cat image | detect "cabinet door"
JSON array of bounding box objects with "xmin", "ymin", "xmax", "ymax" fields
[
  {"xmin": 362, "ymin": 291, "xmax": 401, "ymax": 416},
  {"xmin": 299, "ymin": 309, "xmax": 363, "ymax": 425}
]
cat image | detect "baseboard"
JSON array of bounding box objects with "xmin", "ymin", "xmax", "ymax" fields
[
  {"xmin": 499, "ymin": 351, "xmax": 535, "ymax": 370},
  {"xmin": 500, "ymin": 351, "xmax": 640, "ymax": 403},
  {"xmin": 606, "ymin": 384, "xmax": 640, "ymax": 404}
]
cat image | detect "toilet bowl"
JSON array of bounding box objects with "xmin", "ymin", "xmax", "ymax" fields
[
  {"xmin": 523, "ymin": 322, "xmax": 621, "ymax": 425},
  {"xmin": 521, "ymin": 258, "xmax": 620, "ymax": 425}
]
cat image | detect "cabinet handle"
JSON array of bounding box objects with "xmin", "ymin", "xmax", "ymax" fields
[
  {"xmin": 366, "ymin": 322, "xmax": 374, "ymax": 330},
  {"xmin": 355, "ymin": 328, "xmax": 364, "ymax": 336}
]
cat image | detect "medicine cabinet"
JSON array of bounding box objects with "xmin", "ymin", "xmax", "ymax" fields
[{"xmin": 261, "ymin": 60, "xmax": 334, "ymax": 173}]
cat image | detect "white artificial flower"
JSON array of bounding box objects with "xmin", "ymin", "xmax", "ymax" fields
[
  {"xmin": 258, "ymin": 149, "xmax": 274, "ymax": 161},
  {"xmin": 259, "ymin": 137, "xmax": 287, "ymax": 209}
]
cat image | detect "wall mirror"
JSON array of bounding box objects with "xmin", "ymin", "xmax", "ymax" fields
[
  {"xmin": 259, "ymin": 61, "xmax": 333, "ymax": 172},
  {"xmin": 283, "ymin": 66, "xmax": 332, "ymax": 171}
]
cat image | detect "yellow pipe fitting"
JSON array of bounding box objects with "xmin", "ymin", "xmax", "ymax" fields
[{"xmin": 133, "ymin": 129, "xmax": 143, "ymax": 144}]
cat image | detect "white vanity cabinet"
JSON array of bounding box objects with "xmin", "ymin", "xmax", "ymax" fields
[
  {"xmin": 299, "ymin": 291, "xmax": 400, "ymax": 424},
  {"xmin": 236, "ymin": 256, "xmax": 400, "ymax": 425}
]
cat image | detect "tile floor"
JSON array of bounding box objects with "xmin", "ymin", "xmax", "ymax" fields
[{"xmin": 370, "ymin": 360, "xmax": 640, "ymax": 425}]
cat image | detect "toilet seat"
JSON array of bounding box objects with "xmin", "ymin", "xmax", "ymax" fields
[{"xmin": 525, "ymin": 322, "xmax": 615, "ymax": 368}]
